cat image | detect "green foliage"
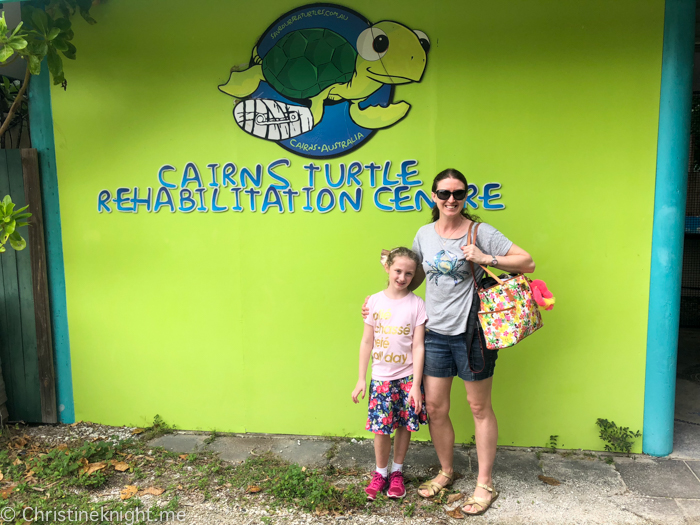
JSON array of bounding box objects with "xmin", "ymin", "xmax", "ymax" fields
[
  {"xmin": 0, "ymin": 0, "xmax": 98, "ymax": 86},
  {"xmin": 546, "ymin": 435, "xmax": 558, "ymax": 453},
  {"xmin": 141, "ymin": 413, "xmax": 175, "ymax": 441},
  {"xmin": 595, "ymin": 418, "xmax": 641, "ymax": 454},
  {"xmin": 0, "ymin": 195, "xmax": 30, "ymax": 253},
  {"xmin": 28, "ymin": 439, "xmax": 114, "ymax": 484}
]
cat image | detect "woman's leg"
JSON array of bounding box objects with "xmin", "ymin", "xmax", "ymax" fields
[
  {"xmin": 392, "ymin": 426, "xmax": 411, "ymax": 464},
  {"xmin": 418, "ymin": 375, "xmax": 455, "ymax": 496},
  {"xmin": 374, "ymin": 433, "xmax": 392, "ymax": 469},
  {"xmin": 462, "ymin": 377, "xmax": 498, "ymax": 513}
]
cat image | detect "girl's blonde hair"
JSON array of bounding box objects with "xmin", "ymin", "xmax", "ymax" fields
[{"xmin": 386, "ymin": 247, "xmax": 420, "ymax": 269}]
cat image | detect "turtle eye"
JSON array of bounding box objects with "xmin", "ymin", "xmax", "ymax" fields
[
  {"xmin": 414, "ymin": 30, "xmax": 430, "ymax": 53},
  {"xmin": 357, "ymin": 27, "xmax": 388, "ymax": 61}
]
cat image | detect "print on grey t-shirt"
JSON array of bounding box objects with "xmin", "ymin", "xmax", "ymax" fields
[{"xmin": 412, "ymin": 222, "xmax": 513, "ymax": 336}]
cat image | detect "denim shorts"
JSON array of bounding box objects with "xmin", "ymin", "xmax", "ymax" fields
[{"xmin": 423, "ymin": 296, "xmax": 498, "ymax": 382}]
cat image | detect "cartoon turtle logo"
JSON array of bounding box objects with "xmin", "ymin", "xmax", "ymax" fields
[{"xmin": 218, "ymin": 4, "xmax": 429, "ymax": 158}]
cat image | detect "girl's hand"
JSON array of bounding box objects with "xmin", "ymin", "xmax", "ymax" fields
[
  {"xmin": 461, "ymin": 244, "xmax": 490, "ymax": 266},
  {"xmin": 408, "ymin": 386, "xmax": 423, "ymax": 413},
  {"xmin": 352, "ymin": 380, "xmax": 366, "ymax": 403},
  {"xmin": 361, "ymin": 296, "xmax": 370, "ymax": 319}
]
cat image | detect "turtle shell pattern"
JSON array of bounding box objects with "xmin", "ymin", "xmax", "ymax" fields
[{"xmin": 262, "ymin": 28, "xmax": 358, "ymax": 100}]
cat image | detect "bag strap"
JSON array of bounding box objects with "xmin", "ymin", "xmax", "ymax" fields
[{"xmin": 467, "ymin": 221, "xmax": 486, "ymax": 374}]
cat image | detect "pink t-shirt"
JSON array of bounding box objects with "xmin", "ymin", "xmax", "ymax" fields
[{"xmin": 364, "ymin": 291, "xmax": 428, "ymax": 381}]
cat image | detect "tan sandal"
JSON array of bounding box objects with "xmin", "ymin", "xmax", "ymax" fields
[
  {"xmin": 461, "ymin": 483, "xmax": 498, "ymax": 516},
  {"xmin": 418, "ymin": 469, "xmax": 453, "ymax": 498}
]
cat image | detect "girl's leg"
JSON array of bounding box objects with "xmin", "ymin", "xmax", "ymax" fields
[
  {"xmin": 462, "ymin": 377, "xmax": 498, "ymax": 513},
  {"xmin": 374, "ymin": 433, "xmax": 392, "ymax": 469},
  {"xmin": 392, "ymin": 427, "xmax": 411, "ymax": 465},
  {"xmin": 418, "ymin": 375, "xmax": 455, "ymax": 497}
]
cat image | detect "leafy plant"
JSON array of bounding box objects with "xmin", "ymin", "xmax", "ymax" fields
[
  {"xmin": 546, "ymin": 435, "xmax": 558, "ymax": 453},
  {"xmin": 0, "ymin": 1, "xmax": 98, "ymax": 136},
  {"xmin": 595, "ymin": 418, "xmax": 641, "ymax": 454},
  {"xmin": 0, "ymin": 195, "xmax": 30, "ymax": 252}
]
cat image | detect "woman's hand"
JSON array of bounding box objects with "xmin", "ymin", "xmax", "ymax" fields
[
  {"xmin": 352, "ymin": 379, "xmax": 366, "ymax": 403},
  {"xmin": 361, "ymin": 296, "xmax": 369, "ymax": 319},
  {"xmin": 408, "ymin": 385, "xmax": 423, "ymax": 413},
  {"xmin": 461, "ymin": 244, "xmax": 491, "ymax": 266}
]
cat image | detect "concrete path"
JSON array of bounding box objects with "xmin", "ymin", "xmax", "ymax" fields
[{"xmin": 150, "ymin": 432, "xmax": 700, "ymax": 524}]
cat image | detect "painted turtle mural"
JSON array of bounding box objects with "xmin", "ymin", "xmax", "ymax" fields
[{"xmin": 218, "ymin": 4, "xmax": 430, "ymax": 158}]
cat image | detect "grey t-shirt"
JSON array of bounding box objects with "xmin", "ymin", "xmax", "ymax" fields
[{"xmin": 412, "ymin": 222, "xmax": 513, "ymax": 336}]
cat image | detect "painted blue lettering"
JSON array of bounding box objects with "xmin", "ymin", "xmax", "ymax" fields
[
  {"xmin": 97, "ymin": 190, "xmax": 112, "ymax": 213},
  {"xmin": 222, "ymin": 163, "xmax": 237, "ymax": 187},
  {"xmin": 178, "ymin": 189, "xmax": 196, "ymax": 213},
  {"xmin": 324, "ymin": 163, "xmax": 344, "ymax": 188},
  {"xmin": 303, "ymin": 163, "xmax": 320, "ymax": 187},
  {"xmin": 154, "ymin": 187, "xmax": 175, "ymax": 213},
  {"xmin": 414, "ymin": 189, "xmax": 434, "ymax": 211},
  {"xmin": 181, "ymin": 162, "xmax": 203, "ymax": 188},
  {"xmin": 230, "ymin": 187, "xmax": 243, "ymax": 211},
  {"xmin": 466, "ymin": 183, "xmax": 479, "ymax": 209},
  {"xmin": 397, "ymin": 160, "xmax": 420, "ymax": 187},
  {"xmin": 114, "ymin": 187, "xmax": 134, "ymax": 212},
  {"xmin": 316, "ymin": 188, "xmax": 336, "ymax": 213},
  {"xmin": 339, "ymin": 188, "xmax": 362, "ymax": 212},
  {"xmin": 195, "ymin": 188, "xmax": 208, "ymax": 212},
  {"xmin": 346, "ymin": 161, "xmax": 363, "ymax": 186},
  {"xmin": 381, "ymin": 161, "xmax": 397, "ymax": 186},
  {"xmin": 262, "ymin": 187, "xmax": 284, "ymax": 213},
  {"xmin": 132, "ymin": 187, "xmax": 152, "ymax": 213},
  {"xmin": 244, "ymin": 187, "xmax": 261, "ymax": 211},
  {"xmin": 301, "ymin": 186, "xmax": 314, "ymax": 212},
  {"xmin": 364, "ymin": 162, "xmax": 381, "ymax": 188},
  {"xmin": 158, "ymin": 165, "xmax": 177, "ymax": 189},
  {"xmin": 282, "ymin": 187, "xmax": 300, "ymax": 213},
  {"xmin": 373, "ymin": 186, "xmax": 393, "ymax": 211},
  {"xmin": 207, "ymin": 163, "xmax": 220, "ymax": 187},
  {"xmin": 267, "ymin": 159, "xmax": 291, "ymax": 189},
  {"xmin": 391, "ymin": 185, "xmax": 414, "ymax": 212},
  {"xmin": 211, "ymin": 187, "xmax": 227, "ymax": 212},
  {"xmin": 479, "ymin": 182, "xmax": 505, "ymax": 210},
  {"xmin": 241, "ymin": 165, "xmax": 263, "ymax": 188}
]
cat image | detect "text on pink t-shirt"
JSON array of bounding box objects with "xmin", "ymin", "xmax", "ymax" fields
[{"xmin": 364, "ymin": 291, "xmax": 427, "ymax": 381}]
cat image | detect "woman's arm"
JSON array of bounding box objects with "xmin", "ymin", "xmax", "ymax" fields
[
  {"xmin": 352, "ymin": 322, "xmax": 375, "ymax": 403},
  {"xmin": 461, "ymin": 242, "xmax": 535, "ymax": 274},
  {"xmin": 408, "ymin": 323, "xmax": 425, "ymax": 412}
]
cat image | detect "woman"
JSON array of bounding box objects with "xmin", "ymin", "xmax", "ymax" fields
[{"xmin": 365, "ymin": 168, "xmax": 535, "ymax": 516}]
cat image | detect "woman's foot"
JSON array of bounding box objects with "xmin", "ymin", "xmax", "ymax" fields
[
  {"xmin": 462, "ymin": 482, "xmax": 498, "ymax": 515},
  {"xmin": 387, "ymin": 471, "xmax": 406, "ymax": 499},
  {"xmin": 365, "ymin": 471, "xmax": 388, "ymax": 500},
  {"xmin": 418, "ymin": 469, "xmax": 453, "ymax": 498}
]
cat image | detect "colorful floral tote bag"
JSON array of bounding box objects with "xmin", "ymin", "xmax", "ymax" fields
[{"xmin": 468, "ymin": 224, "xmax": 543, "ymax": 350}]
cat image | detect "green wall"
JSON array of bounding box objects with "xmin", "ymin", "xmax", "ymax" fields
[{"xmin": 51, "ymin": 0, "xmax": 664, "ymax": 451}]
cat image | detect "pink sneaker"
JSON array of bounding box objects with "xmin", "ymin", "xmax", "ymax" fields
[
  {"xmin": 365, "ymin": 471, "xmax": 388, "ymax": 500},
  {"xmin": 387, "ymin": 471, "xmax": 406, "ymax": 499}
]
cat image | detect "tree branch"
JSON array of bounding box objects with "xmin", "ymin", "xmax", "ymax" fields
[{"xmin": 0, "ymin": 66, "xmax": 30, "ymax": 140}]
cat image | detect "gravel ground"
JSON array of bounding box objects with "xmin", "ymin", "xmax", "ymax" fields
[{"xmin": 7, "ymin": 423, "xmax": 693, "ymax": 524}]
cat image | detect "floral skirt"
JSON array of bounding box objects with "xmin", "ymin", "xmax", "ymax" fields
[{"xmin": 365, "ymin": 375, "xmax": 429, "ymax": 435}]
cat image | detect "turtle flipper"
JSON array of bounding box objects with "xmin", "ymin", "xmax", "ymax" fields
[
  {"xmin": 219, "ymin": 65, "xmax": 264, "ymax": 99},
  {"xmin": 349, "ymin": 101, "xmax": 410, "ymax": 129},
  {"xmin": 233, "ymin": 99, "xmax": 314, "ymax": 140}
]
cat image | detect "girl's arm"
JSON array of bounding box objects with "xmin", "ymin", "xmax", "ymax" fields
[
  {"xmin": 352, "ymin": 323, "xmax": 375, "ymax": 403},
  {"xmin": 408, "ymin": 323, "xmax": 426, "ymax": 412}
]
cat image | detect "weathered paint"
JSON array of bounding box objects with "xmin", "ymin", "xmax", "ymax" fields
[
  {"xmin": 27, "ymin": 61, "xmax": 74, "ymax": 423},
  {"xmin": 643, "ymin": 0, "xmax": 695, "ymax": 456}
]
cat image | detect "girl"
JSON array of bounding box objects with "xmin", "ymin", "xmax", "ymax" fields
[{"xmin": 351, "ymin": 247, "xmax": 429, "ymax": 500}]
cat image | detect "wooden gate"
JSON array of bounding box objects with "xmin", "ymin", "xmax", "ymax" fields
[{"xmin": 0, "ymin": 149, "xmax": 56, "ymax": 423}]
